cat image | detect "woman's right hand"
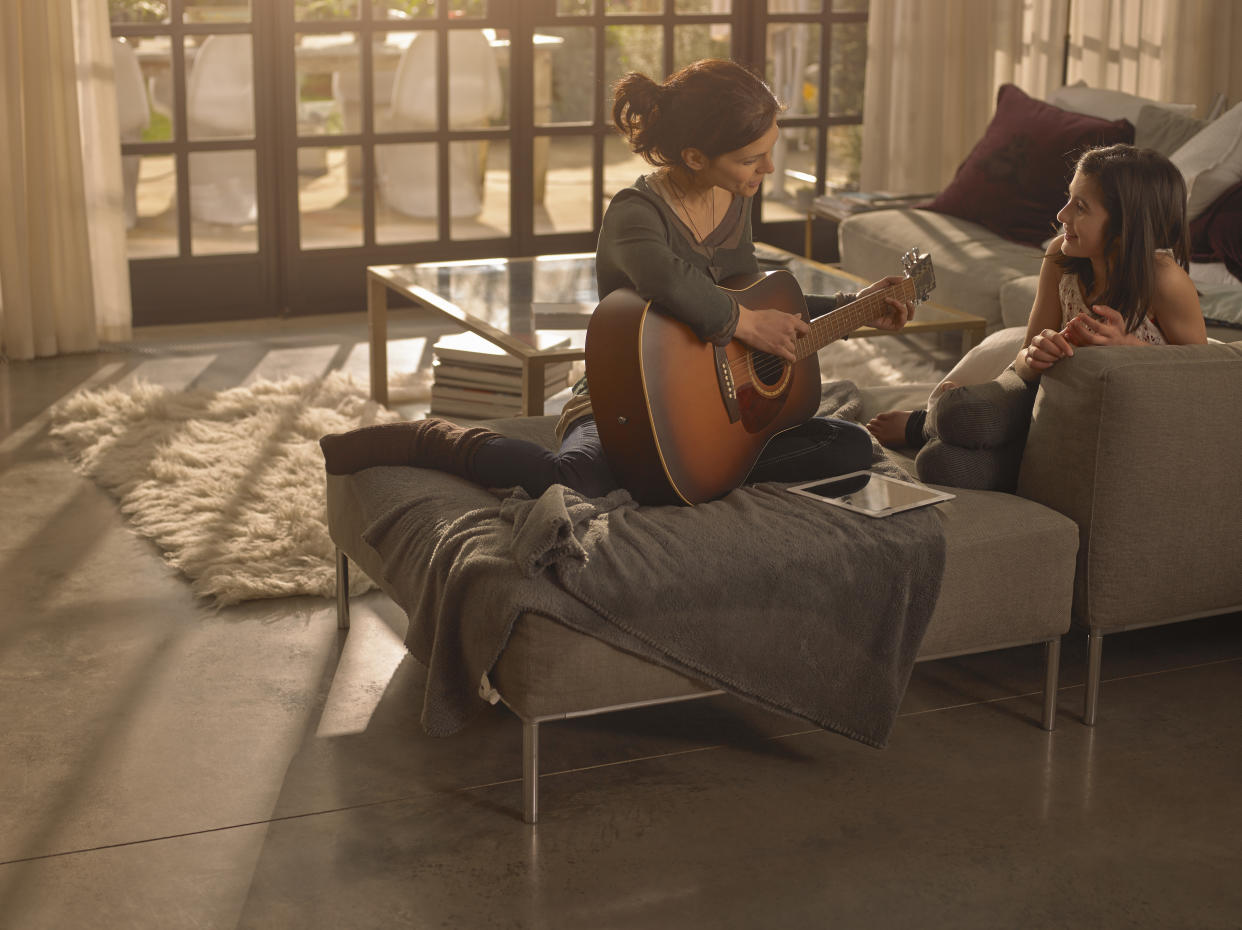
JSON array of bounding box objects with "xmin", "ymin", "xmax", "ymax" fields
[
  {"xmin": 1019, "ymin": 326, "xmax": 1077, "ymax": 374},
  {"xmin": 733, "ymin": 306, "xmax": 810, "ymax": 362}
]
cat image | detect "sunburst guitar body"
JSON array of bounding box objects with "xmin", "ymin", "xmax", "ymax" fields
[{"xmin": 585, "ymin": 250, "xmax": 936, "ymax": 506}]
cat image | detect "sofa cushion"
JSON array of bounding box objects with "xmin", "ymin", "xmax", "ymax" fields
[
  {"xmin": 1047, "ymin": 83, "xmax": 1196, "ymax": 125},
  {"xmin": 1134, "ymin": 104, "xmax": 1209, "ymax": 157},
  {"xmin": 923, "ymin": 84, "xmax": 1133, "ymax": 247},
  {"xmin": 1170, "ymin": 100, "xmax": 1242, "ymax": 220},
  {"xmin": 838, "ymin": 208, "xmax": 1043, "ymax": 330},
  {"xmin": 916, "ymin": 488, "xmax": 1077, "ymax": 659},
  {"xmin": 1200, "ymin": 285, "xmax": 1242, "ymax": 331},
  {"xmin": 999, "ymin": 275, "xmax": 1041, "ymax": 329}
]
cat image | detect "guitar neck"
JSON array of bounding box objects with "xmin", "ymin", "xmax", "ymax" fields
[{"xmin": 796, "ymin": 277, "xmax": 917, "ymax": 359}]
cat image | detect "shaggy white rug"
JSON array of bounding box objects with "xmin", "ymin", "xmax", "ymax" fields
[
  {"xmin": 50, "ymin": 371, "xmax": 404, "ymax": 607},
  {"xmin": 47, "ymin": 334, "xmax": 945, "ymax": 608}
]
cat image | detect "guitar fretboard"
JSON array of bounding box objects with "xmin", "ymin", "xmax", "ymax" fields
[{"xmin": 794, "ymin": 277, "xmax": 918, "ymax": 360}]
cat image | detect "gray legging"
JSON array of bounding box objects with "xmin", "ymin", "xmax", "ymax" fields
[{"xmin": 471, "ymin": 415, "xmax": 873, "ymax": 500}]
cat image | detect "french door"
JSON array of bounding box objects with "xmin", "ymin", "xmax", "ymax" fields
[{"xmin": 111, "ymin": 0, "xmax": 867, "ymax": 324}]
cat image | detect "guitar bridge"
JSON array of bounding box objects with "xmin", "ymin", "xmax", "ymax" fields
[{"xmin": 714, "ymin": 344, "xmax": 742, "ymax": 423}]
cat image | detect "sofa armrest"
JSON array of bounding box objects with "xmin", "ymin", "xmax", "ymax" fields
[{"xmin": 1016, "ymin": 341, "xmax": 1242, "ymax": 632}]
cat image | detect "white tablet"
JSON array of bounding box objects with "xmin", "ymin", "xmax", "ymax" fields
[{"xmin": 787, "ymin": 470, "xmax": 954, "ymax": 518}]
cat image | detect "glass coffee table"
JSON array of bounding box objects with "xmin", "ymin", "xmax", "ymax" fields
[{"xmin": 367, "ymin": 246, "xmax": 985, "ymax": 416}]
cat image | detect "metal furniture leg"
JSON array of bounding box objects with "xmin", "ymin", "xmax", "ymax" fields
[
  {"xmin": 336, "ymin": 548, "xmax": 351, "ymax": 631},
  {"xmin": 1041, "ymin": 636, "xmax": 1061, "ymax": 731},
  {"xmin": 1083, "ymin": 631, "xmax": 1103, "ymax": 725},
  {"xmin": 523, "ymin": 720, "xmax": 539, "ymax": 824}
]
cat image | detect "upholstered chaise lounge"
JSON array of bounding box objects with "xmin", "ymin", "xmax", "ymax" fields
[{"xmin": 327, "ymin": 407, "xmax": 1079, "ymax": 823}]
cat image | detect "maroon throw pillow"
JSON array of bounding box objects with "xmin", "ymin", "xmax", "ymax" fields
[
  {"xmin": 922, "ymin": 84, "xmax": 1134, "ymax": 247},
  {"xmin": 1190, "ymin": 179, "xmax": 1242, "ymax": 281}
]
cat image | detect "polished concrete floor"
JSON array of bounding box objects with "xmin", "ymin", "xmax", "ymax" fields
[{"xmin": 2, "ymin": 316, "xmax": 1241, "ymax": 930}]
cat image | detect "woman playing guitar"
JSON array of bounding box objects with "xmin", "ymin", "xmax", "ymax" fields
[{"xmin": 321, "ymin": 59, "xmax": 917, "ymax": 502}]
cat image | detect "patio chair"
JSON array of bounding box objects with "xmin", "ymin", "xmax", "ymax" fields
[
  {"xmin": 378, "ymin": 29, "xmax": 503, "ymax": 219},
  {"xmin": 186, "ymin": 34, "xmax": 257, "ymax": 225},
  {"xmin": 112, "ymin": 38, "xmax": 150, "ymax": 229}
]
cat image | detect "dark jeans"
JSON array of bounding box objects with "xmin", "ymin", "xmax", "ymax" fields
[{"xmin": 472, "ymin": 415, "xmax": 872, "ymax": 499}]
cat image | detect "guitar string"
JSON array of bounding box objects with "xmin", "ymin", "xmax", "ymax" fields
[{"xmin": 720, "ymin": 284, "xmax": 918, "ymax": 385}]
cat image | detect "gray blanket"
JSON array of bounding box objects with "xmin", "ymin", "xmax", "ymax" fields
[{"xmin": 358, "ymin": 382, "xmax": 946, "ymax": 748}]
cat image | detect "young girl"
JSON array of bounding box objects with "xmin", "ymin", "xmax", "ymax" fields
[
  {"xmin": 866, "ymin": 143, "xmax": 1205, "ymax": 489},
  {"xmin": 322, "ymin": 59, "xmax": 915, "ymax": 499}
]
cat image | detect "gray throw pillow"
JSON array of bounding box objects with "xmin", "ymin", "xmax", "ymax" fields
[{"xmin": 1135, "ymin": 104, "xmax": 1208, "ymax": 157}]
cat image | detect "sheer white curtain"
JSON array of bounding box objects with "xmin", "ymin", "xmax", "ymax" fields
[
  {"xmin": 0, "ymin": 0, "xmax": 131, "ymax": 362},
  {"xmin": 860, "ymin": 0, "xmax": 1069, "ymax": 194},
  {"xmin": 1066, "ymin": 0, "xmax": 1242, "ymax": 114},
  {"xmin": 861, "ymin": 0, "xmax": 1242, "ymax": 195}
]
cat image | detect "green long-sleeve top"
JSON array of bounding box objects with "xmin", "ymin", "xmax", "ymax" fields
[{"xmin": 556, "ymin": 174, "xmax": 845, "ymax": 438}]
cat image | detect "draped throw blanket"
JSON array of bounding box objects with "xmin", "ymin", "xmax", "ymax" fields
[{"xmin": 350, "ymin": 383, "xmax": 947, "ymax": 748}]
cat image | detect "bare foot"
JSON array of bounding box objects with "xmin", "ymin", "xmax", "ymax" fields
[{"xmin": 866, "ymin": 409, "xmax": 913, "ymax": 448}]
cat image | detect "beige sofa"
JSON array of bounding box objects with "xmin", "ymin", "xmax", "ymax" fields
[
  {"xmin": 839, "ymin": 206, "xmax": 1242, "ymax": 725},
  {"xmin": 329, "ymin": 408, "xmax": 1084, "ymax": 822},
  {"xmin": 837, "ymin": 206, "xmax": 1242, "ymax": 339}
]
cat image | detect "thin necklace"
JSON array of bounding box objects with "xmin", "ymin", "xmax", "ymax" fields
[{"xmin": 668, "ymin": 174, "xmax": 715, "ymax": 245}]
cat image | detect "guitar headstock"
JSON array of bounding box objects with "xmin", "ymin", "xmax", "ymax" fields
[{"xmin": 901, "ymin": 248, "xmax": 936, "ymax": 303}]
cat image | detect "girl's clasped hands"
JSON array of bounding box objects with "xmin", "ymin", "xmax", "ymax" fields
[{"xmin": 1024, "ymin": 303, "xmax": 1133, "ymax": 372}]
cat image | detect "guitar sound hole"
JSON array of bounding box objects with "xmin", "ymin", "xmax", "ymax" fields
[{"xmin": 749, "ymin": 351, "xmax": 786, "ymax": 388}]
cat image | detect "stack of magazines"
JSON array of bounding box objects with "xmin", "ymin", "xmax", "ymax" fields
[{"xmin": 430, "ymin": 330, "xmax": 575, "ymax": 420}]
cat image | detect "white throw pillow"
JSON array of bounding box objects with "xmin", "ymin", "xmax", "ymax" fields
[
  {"xmin": 926, "ymin": 326, "xmax": 1027, "ymax": 406},
  {"xmin": 1047, "ymin": 83, "xmax": 1197, "ymax": 126},
  {"xmin": 1170, "ymin": 101, "xmax": 1242, "ymax": 220},
  {"xmin": 1190, "ymin": 261, "xmax": 1242, "ymax": 289}
]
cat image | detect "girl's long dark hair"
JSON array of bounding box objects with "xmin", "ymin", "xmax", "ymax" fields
[
  {"xmin": 1056, "ymin": 144, "xmax": 1190, "ymax": 333},
  {"xmin": 612, "ymin": 58, "xmax": 782, "ymax": 168}
]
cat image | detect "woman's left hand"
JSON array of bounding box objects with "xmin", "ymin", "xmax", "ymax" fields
[
  {"xmin": 857, "ymin": 275, "xmax": 916, "ymax": 332},
  {"xmin": 1064, "ymin": 304, "xmax": 1134, "ymax": 346}
]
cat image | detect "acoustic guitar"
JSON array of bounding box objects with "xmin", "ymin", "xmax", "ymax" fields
[{"xmin": 586, "ymin": 249, "xmax": 936, "ymax": 506}]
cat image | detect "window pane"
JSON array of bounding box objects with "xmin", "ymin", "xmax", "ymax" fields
[
  {"xmin": 676, "ymin": 0, "xmax": 729, "ymax": 10},
  {"xmin": 295, "ymin": 33, "xmax": 355, "ymax": 137},
  {"xmin": 126, "ymin": 155, "xmax": 178, "ymax": 258},
  {"xmin": 373, "ymin": 0, "xmax": 434, "ymax": 19},
  {"xmin": 186, "ymin": 34, "xmax": 254, "ymax": 142},
  {"xmin": 768, "ymin": 0, "xmax": 821, "ymax": 11},
  {"xmin": 834, "ymin": 0, "xmax": 868, "ymax": 11},
  {"xmin": 673, "ymin": 23, "xmax": 730, "ymax": 72},
  {"xmin": 604, "ymin": 25, "xmax": 663, "ymax": 114},
  {"xmin": 606, "ymin": 0, "xmax": 664, "ymax": 12},
  {"xmin": 451, "ymin": 29, "xmax": 507, "ymax": 129},
  {"xmin": 450, "ymin": 0, "xmax": 487, "ymax": 16},
  {"xmin": 376, "ymin": 142, "xmax": 438, "ymax": 242},
  {"xmin": 296, "ymin": 0, "xmax": 358, "ymax": 19},
  {"xmin": 557, "ymin": 0, "xmax": 594, "ymax": 12},
  {"xmin": 539, "ymin": 28, "xmax": 593, "ymax": 125},
  {"xmin": 537, "ymin": 136, "xmax": 593, "ymax": 235},
  {"xmin": 299, "ymin": 146, "xmax": 362, "ymax": 250},
  {"xmin": 189, "ymin": 150, "xmax": 258, "ymax": 253},
  {"xmin": 453, "ymin": 139, "xmax": 509, "ymax": 240},
  {"xmin": 108, "ymin": 0, "xmax": 170, "ymax": 24},
  {"xmin": 826, "ymin": 123, "xmax": 861, "ymax": 191},
  {"xmin": 766, "ymin": 22, "xmax": 820, "ymax": 117},
  {"xmin": 183, "ymin": 0, "xmax": 251, "ymax": 23},
  {"xmin": 829, "ymin": 22, "xmax": 866, "ymax": 117},
  {"xmin": 764, "ymin": 126, "xmax": 816, "ymax": 220},
  {"xmin": 604, "ymin": 132, "xmax": 648, "ymax": 200}
]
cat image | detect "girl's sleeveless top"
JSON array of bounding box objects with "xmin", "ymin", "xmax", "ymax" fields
[{"xmin": 1059, "ymin": 272, "xmax": 1167, "ymax": 345}]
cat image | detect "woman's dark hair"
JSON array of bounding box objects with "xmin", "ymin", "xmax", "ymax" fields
[
  {"xmin": 611, "ymin": 58, "xmax": 782, "ymax": 168},
  {"xmin": 1056, "ymin": 143, "xmax": 1190, "ymax": 333}
]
